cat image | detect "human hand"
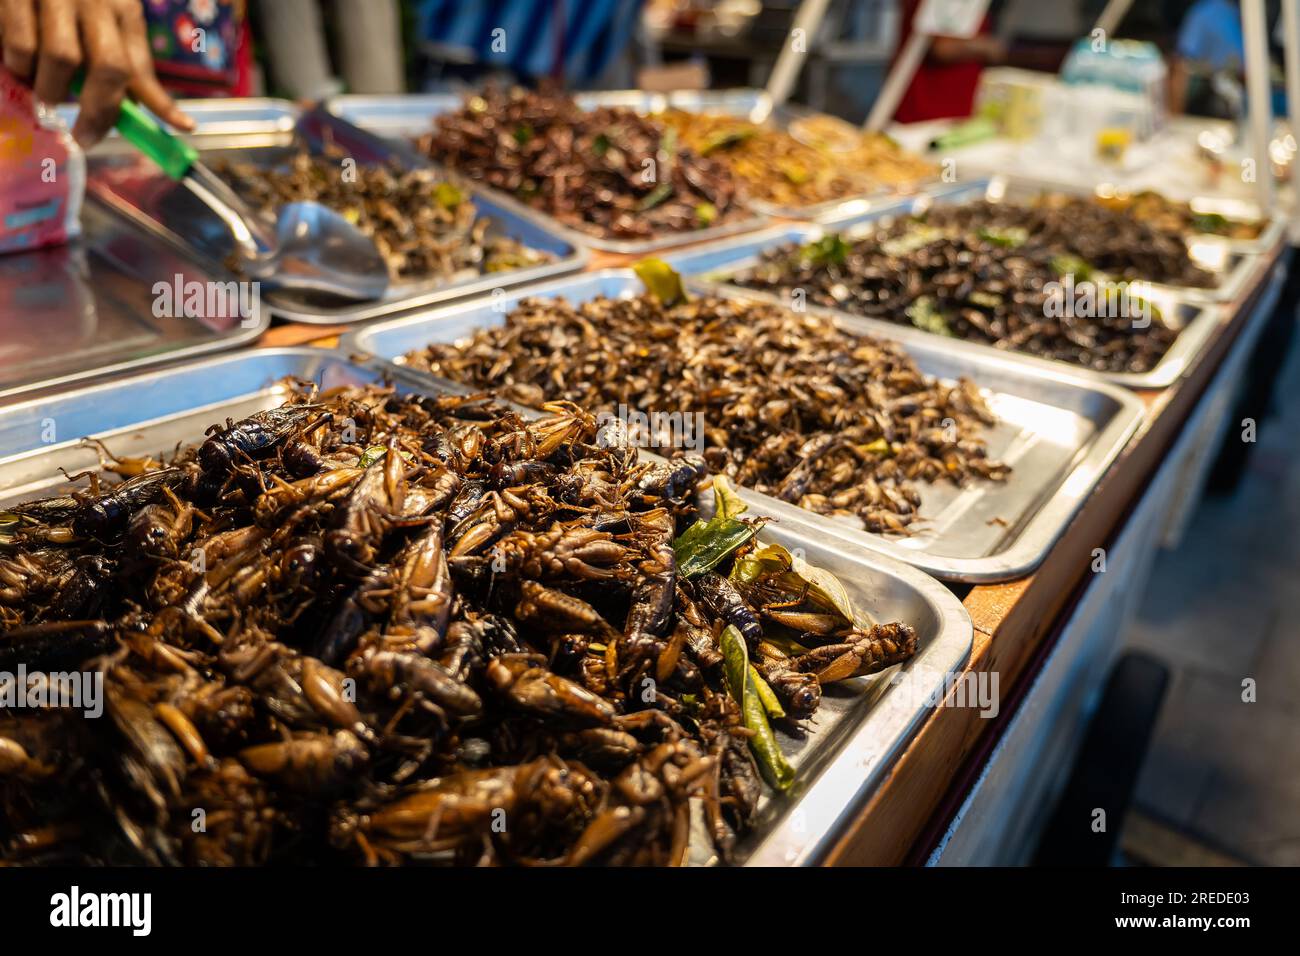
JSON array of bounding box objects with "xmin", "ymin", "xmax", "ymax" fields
[{"xmin": 1, "ymin": 0, "xmax": 195, "ymax": 146}]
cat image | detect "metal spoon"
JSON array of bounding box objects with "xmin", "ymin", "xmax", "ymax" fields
[{"xmin": 111, "ymin": 99, "xmax": 389, "ymax": 301}]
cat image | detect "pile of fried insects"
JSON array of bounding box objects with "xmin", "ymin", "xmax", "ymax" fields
[
  {"xmin": 405, "ymin": 262, "xmax": 1010, "ymax": 534},
  {"xmin": 0, "ymin": 382, "xmax": 916, "ymax": 865}
]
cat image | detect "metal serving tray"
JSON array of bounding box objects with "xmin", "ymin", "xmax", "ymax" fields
[
  {"xmin": 0, "ymin": 201, "xmax": 268, "ymax": 404},
  {"xmin": 59, "ymin": 98, "xmax": 303, "ymax": 152},
  {"xmin": 82, "ymin": 108, "xmax": 588, "ymax": 324},
  {"xmin": 326, "ymin": 90, "xmax": 770, "ymax": 255},
  {"xmin": 326, "ymin": 91, "xmax": 656, "ymax": 138},
  {"xmin": 657, "ymin": 88, "xmax": 947, "ymax": 220},
  {"xmin": 340, "ymin": 271, "xmax": 1145, "ymax": 583},
  {"xmin": 0, "ymin": 346, "xmax": 973, "ymax": 868},
  {"xmin": 671, "ymin": 214, "xmax": 1225, "ymax": 390},
  {"xmin": 845, "ymin": 177, "xmax": 1264, "ymax": 305},
  {"xmin": 972, "ymin": 172, "xmax": 1287, "ymax": 258},
  {"xmin": 327, "ymin": 88, "xmax": 942, "ymax": 225}
]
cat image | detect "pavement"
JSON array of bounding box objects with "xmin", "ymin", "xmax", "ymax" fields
[{"xmin": 1121, "ymin": 324, "xmax": 1300, "ymax": 866}]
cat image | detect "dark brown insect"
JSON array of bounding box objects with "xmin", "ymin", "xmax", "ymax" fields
[
  {"xmin": 406, "ymin": 291, "xmax": 1010, "ymax": 531},
  {"xmin": 417, "ymin": 86, "xmax": 751, "ymax": 241},
  {"xmin": 0, "ymin": 382, "xmax": 917, "ymax": 867},
  {"xmin": 735, "ymin": 195, "xmax": 1209, "ymax": 374}
]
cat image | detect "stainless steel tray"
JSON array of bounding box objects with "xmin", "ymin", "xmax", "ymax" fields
[
  {"xmin": 59, "ymin": 97, "xmax": 303, "ymax": 152},
  {"xmin": 326, "ymin": 91, "xmax": 657, "ymax": 138},
  {"xmin": 657, "ymin": 88, "xmax": 947, "ymax": 220},
  {"xmin": 339, "ymin": 271, "xmax": 1146, "ymax": 583},
  {"xmin": 0, "ymin": 200, "xmax": 268, "ymax": 404},
  {"xmin": 972, "ymin": 172, "xmax": 1287, "ymax": 258},
  {"xmin": 853, "ymin": 177, "xmax": 1264, "ymax": 305},
  {"xmin": 326, "ymin": 90, "xmax": 770, "ymax": 255},
  {"xmin": 82, "ymin": 108, "xmax": 588, "ymax": 324},
  {"xmin": 0, "ymin": 346, "xmax": 973, "ymax": 868},
  {"xmin": 326, "ymin": 88, "xmax": 943, "ymax": 226},
  {"xmin": 670, "ymin": 215, "xmax": 1225, "ymax": 390}
]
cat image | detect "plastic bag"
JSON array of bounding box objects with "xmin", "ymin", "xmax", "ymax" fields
[{"xmin": 0, "ymin": 67, "xmax": 85, "ymax": 255}]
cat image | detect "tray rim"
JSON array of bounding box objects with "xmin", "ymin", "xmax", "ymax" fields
[
  {"xmin": 80, "ymin": 110, "xmax": 593, "ymax": 326},
  {"xmin": 326, "ymin": 89, "xmax": 773, "ymax": 254},
  {"xmin": 338, "ymin": 268, "xmax": 1148, "ymax": 583},
  {"xmin": 0, "ymin": 343, "xmax": 974, "ymax": 868},
  {"xmin": 902, "ymin": 176, "xmax": 1267, "ymax": 305},
  {"xmin": 0, "ymin": 205, "xmax": 272, "ymax": 406},
  {"xmin": 680, "ymin": 199, "xmax": 1235, "ymax": 390},
  {"xmin": 960, "ymin": 170, "xmax": 1288, "ymax": 258},
  {"xmin": 326, "ymin": 87, "xmax": 962, "ymax": 226}
]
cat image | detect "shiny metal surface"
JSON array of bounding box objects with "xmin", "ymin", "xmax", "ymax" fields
[
  {"xmin": 60, "ymin": 98, "xmax": 303, "ymax": 152},
  {"xmin": 178, "ymin": 160, "xmax": 392, "ymax": 301},
  {"xmin": 0, "ymin": 201, "xmax": 268, "ymax": 405},
  {"xmin": 0, "ymin": 346, "xmax": 973, "ymax": 867},
  {"xmin": 325, "ymin": 90, "xmax": 771, "ymax": 254},
  {"xmin": 340, "ymin": 270, "xmax": 1145, "ymax": 583},
  {"xmin": 82, "ymin": 107, "xmax": 587, "ymax": 324},
  {"xmin": 968, "ymin": 172, "xmax": 1287, "ymax": 258},
  {"xmin": 680, "ymin": 200, "xmax": 1230, "ymax": 390}
]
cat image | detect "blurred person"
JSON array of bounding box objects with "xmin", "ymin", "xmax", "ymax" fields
[
  {"xmin": 141, "ymin": 0, "xmax": 252, "ymax": 99},
  {"xmin": 255, "ymin": 0, "xmax": 404, "ymax": 100},
  {"xmin": 893, "ymin": 0, "xmax": 1008, "ymax": 123},
  {"xmin": 411, "ymin": 0, "xmax": 646, "ymax": 87},
  {"xmin": 1168, "ymin": 0, "xmax": 1244, "ymax": 115}
]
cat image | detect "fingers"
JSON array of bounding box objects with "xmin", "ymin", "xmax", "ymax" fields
[
  {"xmin": 116, "ymin": 0, "xmax": 194, "ymax": 131},
  {"xmin": 1, "ymin": 0, "xmax": 39, "ymax": 79},
  {"xmin": 32, "ymin": 0, "xmax": 79, "ymax": 108},
  {"xmin": 70, "ymin": 0, "xmax": 130, "ymax": 147}
]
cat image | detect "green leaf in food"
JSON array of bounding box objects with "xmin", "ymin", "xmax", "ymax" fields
[
  {"xmin": 968, "ymin": 291, "xmax": 1003, "ymax": 308},
  {"xmin": 721, "ymin": 625, "xmax": 794, "ymax": 790},
  {"xmin": 593, "ymin": 132, "xmax": 611, "ymax": 156},
  {"xmin": 633, "ymin": 257, "xmax": 687, "ymax": 307},
  {"xmin": 713, "ymin": 475, "xmax": 748, "ymax": 520},
  {"xmin": 1049, "ymin": 254, "xmax": 1093, "ymax": 282},
  {"xmin": 700, "ymin": 127, "xmax": 757, "ymax": 155},
  {"xmin": 1190, "ymin": 211, "xmax": 1230, "ymax": 235},
  {"xmin": 728, "ymin": 539, "xmax": 873, "ymax": 629},
  {"xmin": 729, "ymin": 542, "xmax": 790, "ymax": 586},
  {"xmin": 673, "ymin": 478, "xmax": 761, "ymax": 579},
  {"xmin": 483, "ymin": 252, "xmax": 539, "ymax": 274},
  {"xmin": 977, "ymin": 226, "xmax": 1028, "ymax": 247},
  {"xmin": 749, "ymin": 664, "xmax": 785, "ymax": 719},
  {"xmin": 357, "ymin": 445, "xmax": 388, "ymax": 468},
  {"xmin": 1121, "ymin": 289, "xmax": 1163, "ymax": 324},
  {"xmin": 778, "ymin": 160, "xmax": 809, "ymax": 185},
  {"xmin": 906, "ymin": 295, "xmax": 953, "ymax": 337},
  {"xmin": 799, "ymin": 234, "xmax": 850, "ymax": 268},
  {"xmin": 431, "ymin": 181, "xmax": 465, "ymax": 210},
  {"xmin": 881, "ymin": 224, "xmax": 943, "ymax": 256},
  {"xmin": 674, "ymin": 519, "xmax": 758, "ymax": 578},
  {"xmin": 636, "ymin": 181, "xmax": 675, "ymax": 212},
  {"xmin": 513, "ymin": 124, "xmax": 534, "ymax": 146}
]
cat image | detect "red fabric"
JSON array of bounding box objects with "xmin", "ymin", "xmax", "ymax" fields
[{"xmin": 893, "ymin": 0, "xmax": 989, "ymax": 124}]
